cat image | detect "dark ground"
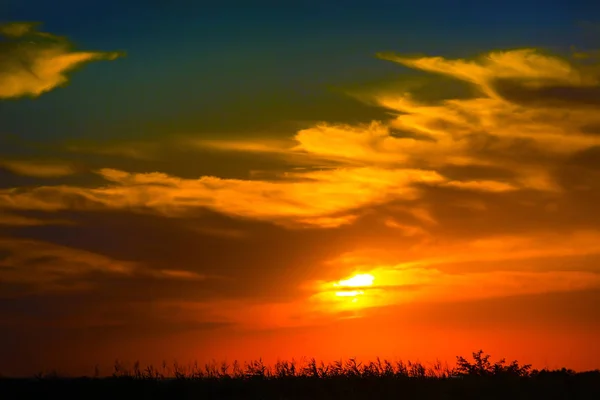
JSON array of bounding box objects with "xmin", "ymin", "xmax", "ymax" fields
[
  {"xmin": 2, "ymin": 371, "xmax": 600, "ymax": 399},
  {"xmin": 2, "ymin": 352, "xmax": 599, "ymax": 399}
]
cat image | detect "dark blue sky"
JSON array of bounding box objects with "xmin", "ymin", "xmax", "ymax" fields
[{"xmin": 1, "ymin": 0, "xmax": 598, "ymax": 144}]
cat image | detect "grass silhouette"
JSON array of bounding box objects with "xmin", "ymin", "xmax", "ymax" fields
[{"xmin": 1, "ymin": 350, "xmax": 599, "ymax": 399}]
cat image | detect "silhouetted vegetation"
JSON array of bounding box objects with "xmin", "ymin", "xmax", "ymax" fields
[{"xmin": 1, "ymin": 351, "xmax": 599, "ymax": 399}]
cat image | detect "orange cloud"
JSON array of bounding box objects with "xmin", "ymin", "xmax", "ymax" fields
[
  {"xmin": 308, "ymin": 267, "xmax": 600, "ymax": 318},
  {"xmin": 0, "ymin": 22, "xmax": 122, "ymax": 99},
  {"xmin": 325, "ymin": 230, "xmax": 600, "ymax": 273},
  {"xmin": 0, "ymin": 166, "xmax": 445, "ymax": 228}
]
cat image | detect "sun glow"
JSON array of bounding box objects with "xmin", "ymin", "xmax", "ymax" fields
[{"xmin": 333, "ymin": 273, "xmax": 374, "ymax": 297}]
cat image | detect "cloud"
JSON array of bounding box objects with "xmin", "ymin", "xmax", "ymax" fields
[
  {"xmin": 0, "ymin": 22, "xmax": 39, "ymax": 38},
  {"xmin": 0, "ymin": 166, "xmax": 446, "ymax": 228},
  {"xmin": 0, "ymin": 237, "xmax": 135, "ymax": 291},
  {"xmin": 49, "ymin": 47, "xmax": 600, "ymax": 227},
  {"xmin": 0, "ymin": 212, "xmax": 73, "ymax": 226},
  {"xmin": 441, "ymin": 179, "xmax": 517, "ymax": 192},
  {"xmin": 0, "ymin": 159, "xmax": 77, "ymax": 177},
  {"xmin": 372, "ymin": 49, "xmax": 600, "ymax": 148},
  {"xmin": 176, "ymin": 49, "xmax": 600, "ymax": 201},
  {"xmin": 324, "ymin": 229, "xmax": 600, "ymax": 275},
  {"xmin": 293, "ymin": 121, "xmax": 435, "ymax": 165},
  {"xmin": 0, "ymin": 22, "xmax": 123, "ymax": 99},
  {"xmin": 0, "ymin": 237, "xmax": 207, "ymax": 295},
  {"xmin": 2, "ymin": 48, "xmax": 600, "ymax": 233},
  {"xmin": 188, "ymin": 138, "xmax": 297, "ymax": 154},
  {"xmin": 376, "ymin": 49, "xmax": 598, "ymax": 94},
  {"xmin": 152, "ymin": 269, "xmax": 206, "ymax": 280}
]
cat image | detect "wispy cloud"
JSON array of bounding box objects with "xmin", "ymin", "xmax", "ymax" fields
[
  {"xmin": 0, "ymin": 212, "xmax": 73, "ymax": 226},
  {"xmin": 1, "ymin": 48, "xmax": 600, "ymax": 231},
  {"xmin": 0, "ymin": 159, "xmax": 77, "ymax": 177},
  {"xmin": 0, "ymin": 237, "xmax": 136, "ymax": 292},
  {"xmin": 306, "ymin": 230, "xmax": 600, "ymax": 317},
  {"xmin": 309, "ymin": 267, "xmax": 600, "ymax": 318},
  {"xmin": 287, "ymin": 48, "xmax": 600, "ymax": 194},
  {"xmin": 0, "ymin": 237, "xmax": 208, "ymax": 294},
  {"xmin": 187, "ymin": 138, "xmax": 297, "ymax": 154},
  {"xmin": 0, "ymin": 22, "xmax": 123, "ymax": 99},
  {"xmin": 0, "ymin": 167, "xmax": 445, "ymax": 228}
]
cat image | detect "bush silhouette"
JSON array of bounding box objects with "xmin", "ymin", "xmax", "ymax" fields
[{"xmin": 455, "ymin": 349, "xmax": 533, "ymax": 377}]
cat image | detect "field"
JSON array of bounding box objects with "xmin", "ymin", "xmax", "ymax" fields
[{"xmin": 1, "ymin": 351, "xmax": 599, "ymax": 399}]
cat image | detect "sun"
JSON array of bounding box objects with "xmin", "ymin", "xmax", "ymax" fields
[
  {"xmin": 335, "ymin": 273, "xmax": 375, "ymax": 288},
  {"xmin": 333, "ymin": 273, "xmax": 375, "ymax": 299}
]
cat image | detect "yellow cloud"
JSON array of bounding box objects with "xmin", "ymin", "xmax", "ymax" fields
[
  {"xmin": 0, "ymin": 22, "xmax": 123, "ymax": 99},
  {"xmin": 232, "ymin": 50, "xmax": 596, "ymax": 202},
  {"xmin": 442, "ymin": 180, "xmax": 517, "ymax": 192},
  {"xmin": 187, "ymin": 138, "xmax": 297, "ymax": 154},
  {"xmin": 376, "ymin": 49, "xmax": 597, "ymax": 95},
  {"xmin": 0, "ymin": 166, "xmax": 446, "ymax": 227},
  {"xmin": 2, "ymin": 47, "xmax": 600, "ymax": 231},
  {"xmin": 96, "ymin": 166, "xmax": 444, "ymax": 226}
]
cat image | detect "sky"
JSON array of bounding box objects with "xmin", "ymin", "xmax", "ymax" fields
[{"xmin": 1, "ymin": 0, "xmax": 600, "ymax": 376}]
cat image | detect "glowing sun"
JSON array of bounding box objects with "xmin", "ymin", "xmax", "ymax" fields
[{"xmin": 333, "ymin": 273, "xmax": 375, "ymax": 298}]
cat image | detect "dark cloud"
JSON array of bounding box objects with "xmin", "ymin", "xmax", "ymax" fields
[
  {"xmin": 493, "ymin": 78, "xmax": 600, "ymax": 108},
  {"xmin": 566, "ymin": 145, "xmax": 600, "ymax": 169},
  {"xmin": 580, "ymin": 123, "xmax": 600, "ymax": 135},
  {"xmin": 4, "ymin": 209, "xmax": 355, "ymax": 300},
  {"xmin": 438, "ymin": 164, "xmax": 517, "ymax": 182}
]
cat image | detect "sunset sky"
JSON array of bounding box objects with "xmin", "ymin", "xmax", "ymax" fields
[{"xmin": 1, "ymin": 0, "xmax": 600, "ymax": 376}]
